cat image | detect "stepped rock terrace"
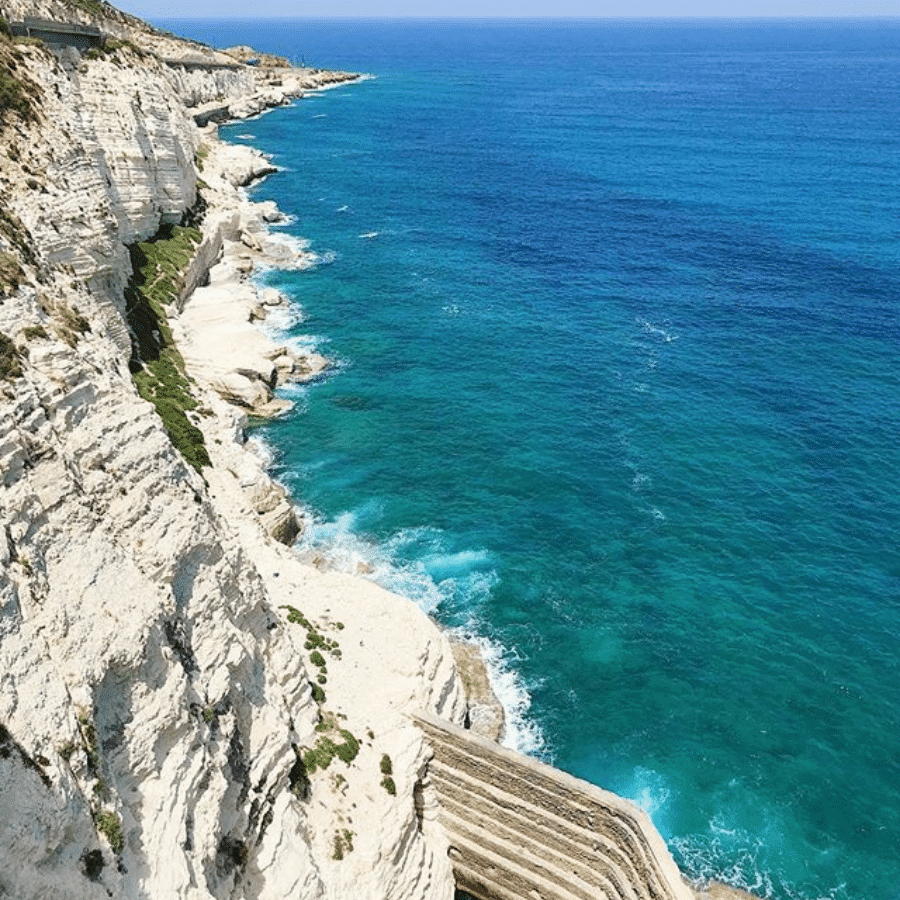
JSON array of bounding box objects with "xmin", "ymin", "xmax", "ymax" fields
[{"xmin": 415, "ymin": 711, "xmax": 695, "ymax": 900}]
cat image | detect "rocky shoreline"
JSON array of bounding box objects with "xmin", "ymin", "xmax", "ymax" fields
[{"xmin": 174, "ymin": 93, "xmax": 510, "ymax": 739}]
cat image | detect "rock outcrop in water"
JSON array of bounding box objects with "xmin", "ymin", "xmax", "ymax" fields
[{"xmin": 0, "ymin": 4, "xmax": 470, "ymax": 898}]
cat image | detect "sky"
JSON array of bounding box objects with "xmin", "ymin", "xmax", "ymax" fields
[{"xmin": 121, "ymin": 0, "xmax": 900, "ymax": 19}]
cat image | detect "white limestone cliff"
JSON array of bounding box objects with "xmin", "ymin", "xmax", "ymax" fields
[{"xmin": 0, "ymin": 10, "xmax": 467, "ymax": 899}]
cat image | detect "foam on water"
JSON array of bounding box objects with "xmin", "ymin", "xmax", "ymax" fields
[
  {"xmin": 627, "ymin": 767, "xmax": 672, "ymax": 819},
  {"xmin": 448, "ymin": 627, "xmax": 546, "ymax": 756},
  {"xmin": 269, "ymin": 212, "xmax": 298, "ymax": 227},
  {"xmin": 273, "ymin": 381, "xmax": 311, "ymax": 406},
  {"xmin": 245, "ymin": 433, "xmax": 278, "ymax": 468},
  {"xmin": 258, "ymin": 302, "xmax": 306, "ymax": 335},
  {"xmin": 286, "ymin": 505, "xmax": 542, "ymax": 752}
]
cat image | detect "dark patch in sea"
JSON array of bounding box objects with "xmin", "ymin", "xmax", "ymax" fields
[{"xmin": 329, "ymin": 395, "xmax": 380, "ymax": 411}]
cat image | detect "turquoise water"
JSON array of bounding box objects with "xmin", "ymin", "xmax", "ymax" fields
[{"xmin": 167, "ymin": 19, "xmax": 900, "ymax": 900}]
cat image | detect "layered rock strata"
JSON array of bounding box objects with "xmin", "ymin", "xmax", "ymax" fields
[{"xmin": 414, "ymin": 711, "xmax": 695, "ymax": 900}]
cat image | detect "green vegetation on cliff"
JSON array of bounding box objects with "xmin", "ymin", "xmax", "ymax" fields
[
  {"xmin": 0, "ymin": 332, "xmax": 22, "ymax": 380},
  {"xmin": 0, "ymin": 23, "xmax": 41, "ymax": 124},
  {"xmin": 126, "ymin": 224, "xmax": 211, "ymax": 473},
  {"xmin": 83, "ymin": 37, "xmax": 147, "ymax": 61}
]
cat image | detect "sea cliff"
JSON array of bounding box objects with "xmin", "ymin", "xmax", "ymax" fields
[{"xmin": 0, "ymin": 4, "xmax": 471, "ymax": 897}]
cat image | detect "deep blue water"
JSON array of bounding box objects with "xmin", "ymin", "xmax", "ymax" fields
[{"xmin": 164, "ymin": 19, "xmax": 900, "ymax": 900}]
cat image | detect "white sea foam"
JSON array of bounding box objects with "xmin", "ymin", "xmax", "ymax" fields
[
  {"xmin": 636, "ymin": 316, "xmax": 679, "ymax": 343},
  {"xmin": 670, "ymin": 808, "xmax": 850, "ymax": 900},
  {"xmin": 312, "ymin": 250, "xmax": 338, "ymax": 267},
  {"xmin": 672, "ymin": 818, "xmax": 780, "ymax": 899},
  {"xmin": 627, "ymin": 766, "xmax": 671, "ymax": 818},
  {"xmin": 256, "ymin": 233, "xmax": 337, "ymax": 272},
  {"xmin": 245, "ymin": 433, "xmax": 277, "ymax": 467},
  {"xmin": 359, "ymin": 231, "xmax": 379, "ymax": 239},
  {"xmin": 631, "ymin": 472, "xmax": 651, "ymax": 491},
  {"xmin": 267, "ymin": 232, "xmax": 311, "ymax": 253},
  {"xmin": 449, "ymin": 627, "xmax": 546, "ymax": 757},
  {"xmin": 259, "ymin": 303, "xmax": 307, "ymax": 337},
  {"xmin": 422, "ymin": 549, "xmax": 492, "ymax": 581},
  {"xmin": 283, "ymin": 333, "xmax": 328, "ymax": 357},
  {"xmin": 312, "ymin": 113, "xmax": 328, "ymax": 119},
  {"xmin": 337, "ymin": 205, "xmax": 350, "ymax": 212}
]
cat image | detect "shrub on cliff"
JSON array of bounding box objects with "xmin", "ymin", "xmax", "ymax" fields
[
  {"xmin": 127, "ymin": 225, "xmax": 211, "ymax": 473},
  {"xmin": 0, "ymin": 41, "xmax": 41, "ymax": 124},
  {"xmin": 0, "ymin": 251, "xmax": 23, "ymax": 297},
  {"xmin": 94, "ymin": 810, "xmax": 123, "ymax": 855},
  {"xmin": 64, "ymin": 0, "xmax": 109, "ymax": 17},
  {"xmin": 0, "ymin": 332, "xmax": 21, "ymax": 380}
]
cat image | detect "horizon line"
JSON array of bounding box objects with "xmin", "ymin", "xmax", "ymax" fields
[{"xmin": 152, "ymin": 13, "xmax": 900, "ymax": 20}]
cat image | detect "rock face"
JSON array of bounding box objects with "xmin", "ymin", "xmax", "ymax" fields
[{"xmin": 0, "ymin": 10, "xmax": 465, "ymax": 900}]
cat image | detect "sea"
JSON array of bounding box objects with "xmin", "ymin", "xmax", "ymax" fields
[{"xmin": 161, "ymin": 18, "xmax": 899, "ymax": 900}]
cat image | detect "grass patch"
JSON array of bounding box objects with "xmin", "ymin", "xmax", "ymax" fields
[
  {"xmin": 0, "ymin": 40, "xmax": 40, "ymax": 124},
  {"xmin": 0, "ymin": 331, "xmax": 21, "ymax": 379},
  {"xmin": 380, "ymin": 775, "xmax": 396, "ymax": 796},
  {"xmin": 299, "ymin": 728, "xmax": 359, "ymax": 775},
  {"xmin": 76, "ymin": 711, "xmax": 100, "ymax": 777},
  {"xmin": 280, "ymin": 605, "xmax": 342, "ymax": 703},
  {"xmin": 83, "ymin": 38, "xmax": 145, "ymax": 61},
  {"xmin": 288, "ymin": 751, "xmax": 311, "ymax": 798},
  {"xmin": 0, "ymin": 209, "xmax": 35, "ymax": 267},
  {"xmin": 94, "ymin": 809, "xmax": 123, "ymax": 855},
  {"xmin": 22, "ymin": 324, "xmax": 48, "ymax": 340},
  {"xmin": 63, "ymin": 0, "xmax": 109, "ymax": 17},
  {"xmin": 332, "ymin": 829, "xmax": 354, "ymax": 860},
  {"xmin": 129, "ymin": 223, "xmax": 201, "ymax": 315},
  {"xmin": 379, "ymin": 753, "xmax": 396, "ymax": 794},
  {"xmin": 126, "ymin": 224, "xmax": 210, "ymax": 473},
  {"xmin": 57, "ymin": 304, "xmax": 91, "ymax": 347}
]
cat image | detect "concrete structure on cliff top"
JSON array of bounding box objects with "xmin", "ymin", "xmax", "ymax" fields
[
  {"xmin": 9, "ymin": 16, "xmax": 102, "ymax": 49},
  {"xmin": 416, "ymin": 711, "xmax": 694, "ymax": 900}
]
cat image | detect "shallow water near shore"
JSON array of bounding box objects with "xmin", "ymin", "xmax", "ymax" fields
[{"xmin": 167, "ymin": 18, "xmax": 900, "ymax": 900}]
